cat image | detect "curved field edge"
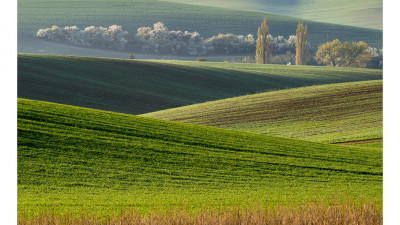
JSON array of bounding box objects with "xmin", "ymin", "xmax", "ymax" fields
[
  {"xmin": 18, "ymin": 54, "xmax": 382, "ymax": 115},
  {"xmin": 18, "ymin": 98, "xmax": 382, "ymax": 215},
  {"xmin": 143, "ymin": 80, "xmax": 382, "ymax": 144}
]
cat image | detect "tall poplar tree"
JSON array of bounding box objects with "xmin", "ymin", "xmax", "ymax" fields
[
  {"xmin": 255, "ymin": 27, "xmax": 264, "ymax": 64},
  {"xmin": 295, "ymin": 22, "xmax": 309, "ymax": 65},
  {"xmin": 256, "ymin": 17, "xmax": 272, "ymax": 64}
]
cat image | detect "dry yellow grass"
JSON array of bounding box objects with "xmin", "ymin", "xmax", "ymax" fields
[{"xmin": 19, "ymin": 201, "xmax": 382, "ymax": 225}]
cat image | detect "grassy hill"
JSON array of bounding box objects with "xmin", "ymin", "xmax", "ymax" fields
[
  {"xmin": 143, "ymin": 80, "xmax": 382, "ymax": 144},
  {"xmin": 18, "ymin": 98, "xmax": 382, "ymax": 216},
  {"xmin": 164, "ymin": 0, "xmax": 382, "ymax": 30},
  {"xmin": 18, "ymin": 54, "xmax": 382, "ymax": 115},
  {"xmin": 18, "ymin": 0, "xmax": 382, "ymax": 51}
]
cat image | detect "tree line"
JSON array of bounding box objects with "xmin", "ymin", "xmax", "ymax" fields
[
  {"xmin": 36, "ymin": 23, "xmax": 296, "ymax": 57},
  {"xmin": 255, "ymin": 17, "xmax": 382, "ymax": 68},
  {"xmin": 36, "ymin": 20, "xmax": 382, "ymax": 68}
]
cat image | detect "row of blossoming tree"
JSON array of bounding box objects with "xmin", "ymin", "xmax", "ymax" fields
[
  {"xmin": 36, "ymin": 22, "xmax": 297, "ymax": 56},
  {"xmin": 36, "ymin": 21, "xmax": 382, "ymax": 68}
]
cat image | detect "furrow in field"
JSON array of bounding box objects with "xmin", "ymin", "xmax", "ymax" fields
[{"xmin": 143, "ymin": 80, "xmax": 382, "ymax": 144}]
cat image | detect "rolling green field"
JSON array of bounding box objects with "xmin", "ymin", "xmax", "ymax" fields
[
  {"xmin": 18, "ymin": 98, "xmax": 382, "ymax": 217},
  {"xmin": 164, "ymin": 0, "xmax": 382, "ymax": 30},
  {"xmin": 17, "ymin": 0, "xmax": 384, "ymax": 223},
  {"xmin": 18, "ymin": 54, "xmax": 382, "ymax": 115},
  {"xmin": 18, "ymin": 0, "xmax": 382, "ymax": 50},
  {"xmin": 143, "ymin": 80, "xmax": 382, "ymax": 144}
]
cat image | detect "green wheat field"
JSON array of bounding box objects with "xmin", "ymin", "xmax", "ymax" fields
[{"xmin": 16, "ymin": 0, "xmax": 384, "ymax": 223}]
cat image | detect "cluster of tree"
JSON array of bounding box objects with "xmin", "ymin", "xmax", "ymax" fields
[
  {"xmin": 36, "ymin": 23, "xmax": 296, "ymax": 56},
  {"xmin": 134, "ymin": 22, "xmax": 206, "ymax": 55},
  {"xmin": 254, "ymin": 17, "xmax": 381, "ymax": 68},
  {"xmin": 314, "ymin": 39, "xmax": 377, "ymax": 68},
  {"xmin": 204, "ymin": 33, "xmax": 256, "ymax": 55},
  {"xmin": 36, "ymin": 25, "xmax": 129, "ymax": 50},
  {"xmin": 272, "ymin": 35, "xmax": 296, "ymax": 55},
  {"xmin": 134, "ymin": 22, "xmax": 257, "ymax": 55}
]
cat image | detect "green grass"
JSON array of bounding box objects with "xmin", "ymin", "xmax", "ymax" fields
[
  {"xmin": 18, "ymin": 0, "xmax": 382, "ymax": 50},
  {"xmin": 353, "ymin": 142, "xmax": 383, "ymax": 149},
  {"xmin": 18, "ymin": 98, "xmax": 382, "ymax": 216},
  {"xmin": 18, "ymin": 54, "xmax": 382, "ymax": 115},
  {"xmin": 164, "ymin": 0, "xmax": 382, "ymax": 30},
  {"xmin": 143, "ymin": 80, "xmax": 382, "ymax": 144}
]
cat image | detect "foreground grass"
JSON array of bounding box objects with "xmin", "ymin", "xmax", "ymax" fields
[
  {"xmin": 18, "ymin": 54, "xmax": 382, "ymax": 114},
  {"xmin": 143, "ymin": 80, "xmax": 382, "ymax": 144},
  {"xmin": 18, "ymin": 201, "xmax": 382, "ymax": 225},
  {"xmin": 18, "ymin": 98, "xmax": 382, "ymax": 217},
  {"xmin": 18, "ymin": 0, "xmax": 382, "ymax": 49}
]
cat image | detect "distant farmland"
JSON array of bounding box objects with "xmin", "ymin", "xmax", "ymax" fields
[
  {"xmin": 18, "ymin": 98, "xmax": 382, "ymax": 217},
  {"xmin": 143, "ymin": 80, "xmax": 382, "ymax": 145},
  {"xmin": 18, "ymin": 0, "xmax": 382, "ymax": 50},
  {"xmin": 164, "ymin": 0, "xmax": 382, "ymax": 30},
  {"xmin": 18, "ymin": 54, "xmax": 382, "ymax": 115}
]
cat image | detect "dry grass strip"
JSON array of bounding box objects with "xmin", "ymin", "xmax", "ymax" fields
[{"xmin": 19, "ymin": 201, "xmax": 382, "ymax": 225}]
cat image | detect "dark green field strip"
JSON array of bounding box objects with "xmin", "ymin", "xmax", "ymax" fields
[
  {"xmin": 18, "ymin": 54, "xmax": 382, "ymax": 115},
  {"xmin": 18, "ymin": 0, "xmax": 382, "ymax": 49},
  {"xmin": 144, "ymin": 80, "xmax": 382, "ymax": 143},
  {"xmin": 162, "ymin": 61, "xmax": 383, "ymax": 83}
]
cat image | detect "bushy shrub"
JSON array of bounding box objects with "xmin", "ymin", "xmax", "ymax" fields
[
  {"xmin": 271, "ymin": 51, "xmax": 295, "ymax": 65},
  {"xmin": 367, "ymin": 47, "xmax": 383, "ymax": 69}
]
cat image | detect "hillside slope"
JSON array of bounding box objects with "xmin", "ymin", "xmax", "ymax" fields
[
  {"xmin": 18, "ymin": 54, "xmax": 382, "ymax": 115},
  {"xmin": 164, "ymin": 0, "xmax": 382, "ymax": 30},
  {"xmin": 143, "ymin": 80, "xmax": 382, "ymax": 144},
  {"xmin": 18, "ymin": 0, "xmax": 382, "ymax": 50},
  {"xmin": 18, "ymin": 98, "xmax": 382, "ymax": 214}
]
